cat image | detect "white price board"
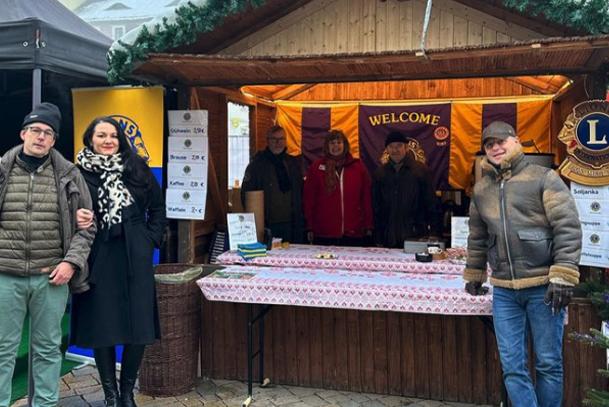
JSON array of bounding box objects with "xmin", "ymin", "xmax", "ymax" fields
[
  {"xmin": 572, "ymin": 182, "xmax": 609, "ymax": 268},
  {"xmin": 168, "ymin": 162, "xmax": 207, "ymax": 181},
  {"xmin": 168, "ymin": 136, "xmax": 207, "ymax": 152},
  {"xmin": 166, "ymin": 188, "xmax": 206, "ymax": 220},
  {"xmin": 451, "ymin": 216, "xmax": 469, "ymax": 248},
  {"xmin": 227, "ymin": 213, "xmax": 258, "ymax": 250},
  {"xmin": 168, "ymin": 110, "xmax": 208, "ymax": 137},
  {"xmin": 167, "ymin": 178, "xmax": 205, "ymax": 191},
  {"xmin": 168, "ymin": 151, "xmax": 208, "ymax": 164}
]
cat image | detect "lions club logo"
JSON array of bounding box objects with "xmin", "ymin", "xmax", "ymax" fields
[
  {"xmin": 558, "ymin": 100, "xmax": 609, "ymax": 185},
  {"xmin": 112, "ymin": 115, "xmax": 150, "ymax": 162}
]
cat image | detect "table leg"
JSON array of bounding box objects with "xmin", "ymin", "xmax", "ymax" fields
[
  {"xmin": 244, "ymin": 304, "xmax": 253, "ymax": 407},
  {"xmin": 243, "ymin": 304, "xmax": 273, "ymax": 407}
]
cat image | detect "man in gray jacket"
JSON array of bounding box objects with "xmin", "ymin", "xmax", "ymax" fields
[
  {"xmin": 464, "ymin": 121, "xmax": 581, "ymax": 407},
  {"xmin": 0, "ymin": 103, "xmax": 96, "ymax": 407}
]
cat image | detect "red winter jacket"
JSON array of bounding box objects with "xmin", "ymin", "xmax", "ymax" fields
[{"xmin": 303, "ymin": 155, "xmax": 373, "ymax": 238}]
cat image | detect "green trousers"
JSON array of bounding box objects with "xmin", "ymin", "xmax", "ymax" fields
[{"xmin": 0, "ymin": 273, "xmax": 68, "ymax": 407}]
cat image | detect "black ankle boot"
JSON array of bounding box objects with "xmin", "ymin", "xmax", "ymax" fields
[
  {"xmin": 94, "ymin": 347, "xmax": 119, "ymax": 407},
  {"xmin": 119, "ymin": 344, "xmax": 146, "ymax": 407}
]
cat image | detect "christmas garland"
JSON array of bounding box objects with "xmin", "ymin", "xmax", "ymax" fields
[
  {"xmin": 502, "ymin": 0, "xmax": 609, "ymax": 36},
  {"xmin": 107, "ymin": 0, "xmax": 608, "ymax": 84},
  {"xmin": 107, "ymin": 0, "xmax": 267, "ymax": 83}
]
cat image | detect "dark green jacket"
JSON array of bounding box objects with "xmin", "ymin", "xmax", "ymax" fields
[{"xmin": 464, "ymin": 149, "xmax": 581, "ymax": 289}]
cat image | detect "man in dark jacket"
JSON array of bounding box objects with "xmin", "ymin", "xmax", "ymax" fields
[
  {"xmin": 372, "ymin": 131, "xmax": 436, "ymax": 248},
  {"xmin": 464, "ymin": 121, "xmax": 581, "ymax": 407},
  {"xmin": 241, "ymin": 125, "xmax": 304, "ymax": 243},
  {"xmin": 0, "ymin": 103, "xmax": 96, "ymax": 407}
]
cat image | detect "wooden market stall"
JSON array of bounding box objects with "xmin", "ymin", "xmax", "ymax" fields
[{"xmin": 117, "ymin": 0, "xmax": 609, "ymax": 405}]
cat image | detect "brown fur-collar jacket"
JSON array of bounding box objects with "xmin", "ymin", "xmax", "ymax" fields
[{"xmin": 464, "ymin": 148, "xmax": 582, "ymax": 289}]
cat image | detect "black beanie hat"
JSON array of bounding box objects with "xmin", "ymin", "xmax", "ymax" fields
[
  {"xmin": 22, "ymin": 102, "xmax": 61, "ymax": 137},
  {"xmin": 385, "ymin": 131, "xmax": 407, "ymax": 147}
]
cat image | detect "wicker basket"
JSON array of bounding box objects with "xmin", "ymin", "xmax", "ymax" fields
[{"xmin": 139, "ymin": 263, "xmax": 203, "ymax": 396}]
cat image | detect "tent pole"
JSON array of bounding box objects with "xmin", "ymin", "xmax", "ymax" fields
[
  {"xmin": 32, "ymin": 68, "xmax": 42, "ymax": 106},
  {"xmin": 27, "ymin": 67, "xmax": 42, "ymax": 407}
]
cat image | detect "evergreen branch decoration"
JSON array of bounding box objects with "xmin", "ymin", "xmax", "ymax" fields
[
  {"xmin": 107, "ymin": 0, "xmax": 268, "ymax": 83},
  {"xmin": 501, "ymin": 0, "xmax": 609, "ymax": 35},
  {"xmin": 569, "ymin": 329, "xmax": 609, "ymax": 406}
]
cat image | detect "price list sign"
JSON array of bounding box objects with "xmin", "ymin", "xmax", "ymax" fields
[
  {"xmin": 571, "ymin": 182, "xmax": 609, "ymax": 268},
  {"xmin": 166, "ymin": 110, "xmax": 209, "ymax": 220}
]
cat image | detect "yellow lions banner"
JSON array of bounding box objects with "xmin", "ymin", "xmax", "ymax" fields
[{"xmin": 72, "ymin": 86, "xmax": 164, "ymax": 170}]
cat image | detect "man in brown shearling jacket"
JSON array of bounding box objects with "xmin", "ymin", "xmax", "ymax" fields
[
  {"xmin": 464, "ymin": 121, "xmax": 581, "ymax": 407},
  {"xmin": 0, "ymin": 103, "xmax": 96, "ymax": 407}
]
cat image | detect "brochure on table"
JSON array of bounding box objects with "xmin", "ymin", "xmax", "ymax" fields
[
  {"xmin": 166, "ymin": 110, "xmax": 209, "ymax": 220},
  {"xmin": 571, "ymin": 182, "xmax": 609, "ymax": 268},
  {"xmin": 451, "ymin": 216, "xmax": 469, "ymax": 248},
  {"xmin": 227, "ymin": 213, "xmax": 258, "ymax": 250}
]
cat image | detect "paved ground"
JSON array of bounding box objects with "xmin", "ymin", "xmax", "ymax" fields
[{"xmin": 12, "ymin": 365, "xmax": 492, "ymax": 407}]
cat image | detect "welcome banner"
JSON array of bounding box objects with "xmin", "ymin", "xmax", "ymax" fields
[
  {"xmin": 276, "ymin": 96, "xmax": 552, "ymax": 190},
  {"xmin": 359, "ymin": 104, "xmax": 451, "ymax": 189}
]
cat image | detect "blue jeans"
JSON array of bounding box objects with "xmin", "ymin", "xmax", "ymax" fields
[{"xmin": 493, "ymin": 285, "xmax": 565, "ymax": 407}]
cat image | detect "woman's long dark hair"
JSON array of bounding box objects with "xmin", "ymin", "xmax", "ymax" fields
[{"xmin": 81, "ymin": 116, "xmax": 150, "ymax": 189}]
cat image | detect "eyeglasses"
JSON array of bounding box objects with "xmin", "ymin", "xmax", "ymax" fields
[
  {"xmin": 25, "ymin": 126, "xmax": 55, "ymax": 138},
  {"xmin": 483, "ymin": 138, "xmax": 507, "ymax": 150}
]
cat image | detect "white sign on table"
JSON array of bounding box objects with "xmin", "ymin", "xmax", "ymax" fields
[
  {"xmin": 227, "ymin": 213, "xmax": 258, "ymax": 250},
  {"xmin": 571, "ymin": 182, "xmax": 609, "ymax": 268},
  {"xmin": 451, "ymin": 216, "xmax": 470, "ymax": 248},
  {"xmin": 166, "ymin": 110, "xmax": 208, "ymax": 220}
]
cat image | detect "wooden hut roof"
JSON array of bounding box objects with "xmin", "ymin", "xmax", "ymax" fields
[
  {"xmin": 132, "ymin": 34, "xmax": 609, "ymax": 86},
  {"xmin": 109, "ymin": 0, "xmax": 601, "ymax": 82}
]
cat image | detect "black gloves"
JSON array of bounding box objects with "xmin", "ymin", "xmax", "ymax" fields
[
  {"xmin": 544, "ymin": 283, "xmax": 573, "ymax": 314},
  {"xmin": 464, "ymin": 281, "xmax": 489, "ymax": 296}
]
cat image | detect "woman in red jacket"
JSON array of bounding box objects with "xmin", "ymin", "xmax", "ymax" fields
[{"xmin": 303, "ymin": 130, "xmax": 373, "ymax": 246}]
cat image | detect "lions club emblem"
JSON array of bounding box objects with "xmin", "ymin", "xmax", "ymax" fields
[{"xmin": 558, "ymin": 100, "xmax": 609, "ymax": 185}]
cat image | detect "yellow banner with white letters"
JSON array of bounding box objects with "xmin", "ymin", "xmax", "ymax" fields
[{"xmin": 72, "ymin": 86, "xmax": 164, "ymax": 169}]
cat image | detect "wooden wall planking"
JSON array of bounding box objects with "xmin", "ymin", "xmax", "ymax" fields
[
  {"xmin": 288, "ymin": 78, "xmax": 540, "ymax": 101},
  {"xmin": 200, "ymin": 300, "xmax": 605, "ymax": 406},
  {"xmin": 220, "ymin": 0, "xmax": 544, "ymax": 57}
]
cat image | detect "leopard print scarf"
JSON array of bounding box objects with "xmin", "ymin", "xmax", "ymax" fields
[{"xmin": 77, "ymin": 147, "xmax": 134, "ymax": 228}]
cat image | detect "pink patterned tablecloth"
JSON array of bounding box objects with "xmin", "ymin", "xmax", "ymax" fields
[
  {"xmin": 216, "ymin": 244, "xmax": 464, "ymax": 275},
  {"xmin": 197, "ymin": 265, "xmax": 492, "ymax": 316}
]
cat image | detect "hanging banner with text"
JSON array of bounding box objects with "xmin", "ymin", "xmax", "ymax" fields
[
  {"xmin": 276, "ymin": 97, "xmax": 552, "ymax": 191},
  {"xmin": 72, "ymin": 86, "xmax": 164, "ymax": 182},
  {"xmin": 358, "ymin": 104, "xmax": 451, "ymax": 189}
]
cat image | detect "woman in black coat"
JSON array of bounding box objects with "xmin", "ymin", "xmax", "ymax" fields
[{"xmin": 70, "ymin": 116, "xmax": 166, "ymax": 407}]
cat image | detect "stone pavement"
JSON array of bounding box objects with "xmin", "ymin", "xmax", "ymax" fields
[{"xmin": 12, "ymin": 365, "xmax": 491, "ymax": 407}]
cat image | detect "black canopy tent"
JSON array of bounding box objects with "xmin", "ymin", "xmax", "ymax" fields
[{"xmin": 0, "ymin": 0, "xmax": 111, "ymax": 157}]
